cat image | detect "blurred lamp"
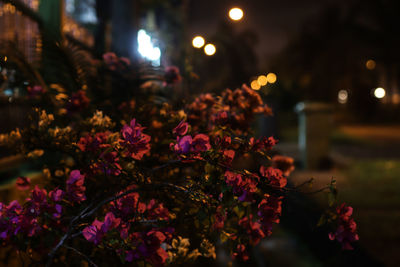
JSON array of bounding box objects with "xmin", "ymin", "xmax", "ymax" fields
[
  {"xmin": 374, "ymin": 87, "xmax": 385, "ymax": 99},
  {"xmin": 266, "ymin": 73, "xmax": 277, "ymax": 83},
  {"xmin": 192, "ymin": 36, "xmax": 205, "ymax": 48},
  {"xmin": 204, "ymin": 44, "xmax": 216, "ymax": 56},
  {"xmin": 366, "ymin": 59, "xmax": 376, "ymax": 70},
  {"xmin": 257, "ymin": 75, "xmax": 268, "ymax": 86},
  {"xmin": 251, "ymin": 80, "xmax": 261, "ymax": 90},
  {"xmin": 338, "ymin": 90, "xmax": 348, "ymax": 104},
  {"xmin": 137, "ymin": 29, "xmax": 161, "ymax": 66},
  {"xmin": 229, "ymin": 7, "xmax": 244, "ymax": 21}
]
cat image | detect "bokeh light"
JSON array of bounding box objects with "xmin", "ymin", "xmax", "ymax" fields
[
  {"xmin": 228, "ymin": 7, "xmax": 244, "ymax": 21},
  {"xmin": 257, "ymin": 75, "xmax": 268, "ymax": 86},
  {"xmin": 366, "ymin": 59, "xmax": 376, "ymax": 70},
  {"xmin": 374, "ymin": 87, "xmax": 386, "ymax": 99},
  {"xmin": 266, "ymin": 73, "xmax": 277, "ymax": 83},
  {"xmin": 338, "ymin": 90, "xmax": 348, "ymax": 104},
  {"xmin": 251, "ymin": 80, "xmax": 261, "ymax": 90},
  {"xmin": 192, "ymin": 36, "xmax": 205, "ymax": 48},
  {"xmin": 204, "ymin": 44, "xmax": 216, "ymax": 56}
]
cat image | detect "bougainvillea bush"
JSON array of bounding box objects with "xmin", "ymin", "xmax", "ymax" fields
[{"xmin": 0, "ymin": 53, "xmax": 358, "ymax": 266}]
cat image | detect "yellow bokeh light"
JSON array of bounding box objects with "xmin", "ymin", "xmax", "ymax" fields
[
  {"xmin": 257, "ymin": 75, "xmax": 268, "ymax": 86},
  {"xmin": 374, "ymin": 87, "xmax": 385, "ymax": 99},
  {"xmin": 267, "ymin": 73, "xmax": 277, "ymax": 83},
  {"xmin": 4, "ymin": 56, "xmax": 7, "ymax": 62},
  {"xmin": 229, "ymin": 7, "xmax": 244, "ymax": 21},
  {"xmin": 192, "ymin": 36, "xmax": 205, "ymax": 48},
  {"xmin": 204, "ymin": 44, "xmax": 216, "ymax": 56},
  {"xmin": 366, "ymin": 59, "xmax": 376, "ymax": 70},
  {"xmin": 251, "ymin": 80, "xmax": 261, "ymax": 90}
]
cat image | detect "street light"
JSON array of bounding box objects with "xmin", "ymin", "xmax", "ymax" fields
[
  {"xmin": 228, "ymin": 7, "xmax": 244, "ymax": 21},
  {"xmin": 374, "ymin": 87, "xmax": 385, "ymax": 99},
  {"xmin": 266, "ymin": 73, "xmax": 277, "ymax": 83},
  {"xmin": 257, "ymin": 75, "xmax": 268, "ymax": 86},
  {"xmin": 250, "ymin": 80, "xmax": 261, "ymax": 90},
  {"xmin": 192, "ymin": 36, "xmax": 205, "ymax": 48},
  {"xmin": 204, "ymin": 44, "xmax": 216, "ymax": 56}
]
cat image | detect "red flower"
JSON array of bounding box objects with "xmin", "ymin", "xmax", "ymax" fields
[
  {"xmin": 272, "ymin": 155, "xmax": 295, "ymax": 176},
  {"xmin": 329, "ymin": 203, "xmax": 359, "ymax": 250},
  {"xmin": 260, "ymin": 166, "xmax": 287, "ymax": 188},
  {"xmin": 120, "ymin": 119, "xmax": 151, "ymax": 160}
]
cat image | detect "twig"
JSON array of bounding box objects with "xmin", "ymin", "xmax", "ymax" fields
[{"xmin": 63, "ymin": 245, "xmax": 98, "ymax": 267}]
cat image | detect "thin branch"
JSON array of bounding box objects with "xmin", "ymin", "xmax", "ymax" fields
[{"xmin": 63, "ymin": 245, "xmax": 98, "ymax": 267}]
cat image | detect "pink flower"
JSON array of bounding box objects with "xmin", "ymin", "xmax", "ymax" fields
[
  {"xmin": 329, "ymin": 204, "xmax": 359, "ymax": 250},
  {"xmin": 172, "ymin": 120, "xmax": 188, "ymax": 136},
  {"xmin": 49, "ymin": 189, "xmax": 64, "ymax": 202},
  {"xmin": 66, "ymin": 170, "xmax": 86, "ymax": 203},
  {"xmin": 16, "ymin": 177, "xmax": 31, "ymax": 191},
  {"xmin": 191, "ymin": 134, "xmax": 211, "ymax": 153}
]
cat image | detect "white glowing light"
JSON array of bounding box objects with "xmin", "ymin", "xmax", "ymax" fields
[
  {"xmin": 229, "ymin": 7, "xmax": 244, "ymax": 21},
  {"xmin": 204, "ymin": 44, "xmax": 216, "ymax": 56},
  {"xmin": 374, "ymin": 87, "xmax": 386, "ymax": 99},
  {"xmin": 137, "ymin": 29, "xmax": 161, "ymax": 66},
  {"xmin": 192, "ymin": 36, "xmax": 205, "ymax": 48},
  {"xmin": 338, "ymin": 90, "xmax": 348, "ymax": 104}
]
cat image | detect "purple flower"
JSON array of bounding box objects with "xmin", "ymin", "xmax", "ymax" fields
[
  {"xmin": 49, "ymin": 189, "xmax": 64, "ymax": 202},
  {"xmin": 66, "ymin": 170, "xmax": 86, "ymax": 203}
]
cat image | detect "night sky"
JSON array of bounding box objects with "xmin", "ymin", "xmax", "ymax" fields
[{"xmin": 189, "ymin": 0, "xmax": 341, "ymax": 63}]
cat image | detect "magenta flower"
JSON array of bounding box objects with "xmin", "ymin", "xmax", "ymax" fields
[
  {"xmin": 16, "ymin": 177, "xmax": 31, "ymax": 191},
  {"xmin": 191, "ymin": 134, "xmax": 211, "ymax": 153},
  {"xmin": 171, "ymin": 135, "xmax": 192, "ymax": 154},
  {"xmin": 49, "ymin": 189, "xmax": 64, "ymax": 202},
  {"xmin": 329, "ymin": 203, "xmax": 359, "ymax": 250},
  {"xmin": 120, "ymin": 119, "xmax": 151, "ymax": 160},
  {"xmin": 66, "ymin": 170, "xmax": 86, "ymax": 203},
  {"xmin": 172, "ymin": 120, "xmax": 189, "ymax": 136}
]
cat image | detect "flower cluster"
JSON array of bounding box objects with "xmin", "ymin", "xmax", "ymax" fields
[
  {"xmin": 83, "ymin": 189, "xmax": 173, "ymax": 265},
  {"xmin": 120, "ymin": 119, "xmax": 151, "ymax": 160},
  {"xmin": 170, "ymin": 120, "xmax": 211, "ymax": 157},
  {"xmin": 329, "ymin": 203, "xmax": 359, "ymax": 250}
]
